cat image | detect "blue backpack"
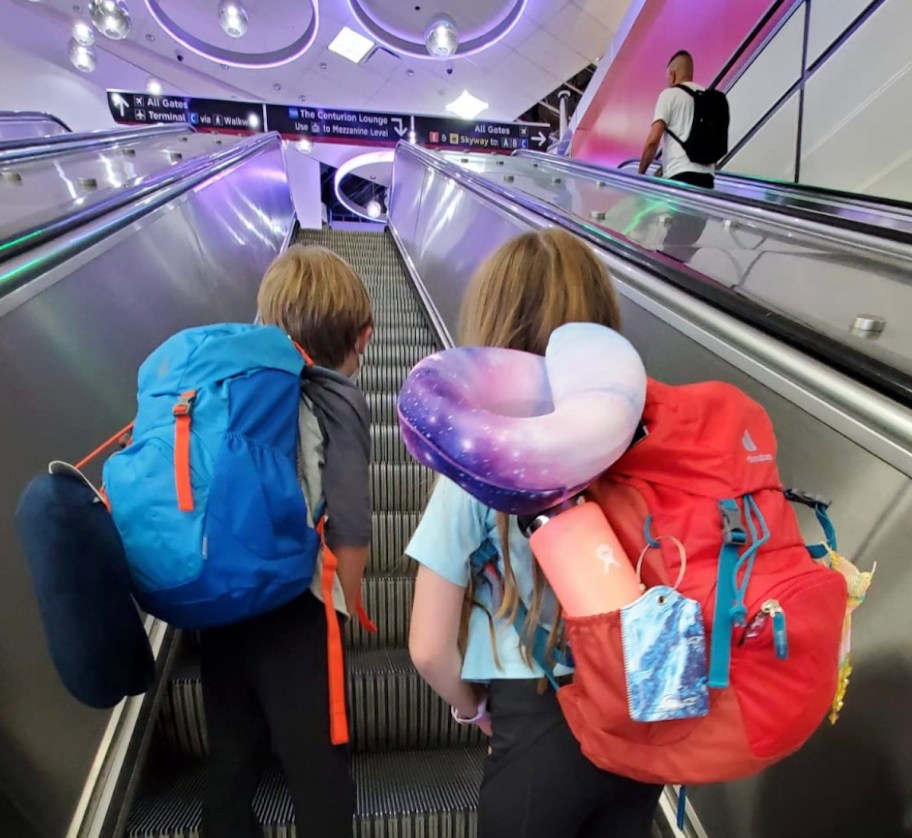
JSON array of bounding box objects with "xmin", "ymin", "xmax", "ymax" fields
[{"xmin": 103, "ymin": 324, "xmax": 320, "ymax": 629}]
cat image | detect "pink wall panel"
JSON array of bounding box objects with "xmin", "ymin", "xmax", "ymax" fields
[{"xmin": 571, "ymin": 0, "xmax": 782, "ymax": 166}]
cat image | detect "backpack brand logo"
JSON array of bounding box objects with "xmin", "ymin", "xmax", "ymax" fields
[
  {"xmin": 596, "ymin": 544, "xmax": 620, "ymax": 574},
  {"xmin": 743, "ymin": 429, "xmax": 773, "ymax": 463}
]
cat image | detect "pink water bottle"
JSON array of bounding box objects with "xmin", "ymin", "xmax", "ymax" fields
[{"xmin": 528, "ymin": 501, "xmax": 641, "ymax": 617}]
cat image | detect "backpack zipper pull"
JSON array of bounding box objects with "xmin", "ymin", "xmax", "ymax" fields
[{"xmin": 762, "ymin": 600, "xmax": 788, "ymax": 660}]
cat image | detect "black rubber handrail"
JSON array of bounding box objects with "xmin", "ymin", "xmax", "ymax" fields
[
  {"xmin": 617, "ymin": 156, "xmax": 912, "ymax": 215},
  {"xmin": 0, "ymin": 132, "xmax": 280, "ymax": 272},
  {"xmin": 401, "ymin": 142, "xmax": 912, "ymax": 407},
  {"xmin": 0, "ymin": 110, "xmax": 72, "ymax": 132},
  {"xmin": 513, "ymin": 149, "xmax": 912, "ymax": 249},
  {"xmin": 0, "ymin": 124, "xmax": 189, "ymax": 158}
]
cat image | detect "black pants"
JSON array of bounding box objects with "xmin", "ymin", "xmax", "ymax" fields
[
  {"xmin": 479, "ymin": 680, "xmax": 661, "ymax": 838},
  {"xmin": 200, "ymin": 592, "xmax": 354, "ymax": 838},
  {"xmin": 671, "ymin": 171, "xmax": 715, "ymax": 189}
]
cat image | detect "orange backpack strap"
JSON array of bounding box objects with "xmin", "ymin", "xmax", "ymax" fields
[
  {"xmin": 172, "ymin": 391, "xmax": 197, "ymax": 512},
  {"xmin": 317, "ymin": 519, "xmax": 349, "ymax": 746},
  {"xmin": 75, "ymin": 421, "xmax": 135, "ymax": 471}
]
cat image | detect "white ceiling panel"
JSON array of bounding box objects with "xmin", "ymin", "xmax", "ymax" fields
[
  {"xmin": 515, "ymin": 26, "xmax": 586, "ymax": 78},
  {"xmin": 546, "ymin": 7, "xmax": 612, "ymax": 62},
  {"xmin": 572, "ymin": 0, "xmax": 632, "ymax": 32}
]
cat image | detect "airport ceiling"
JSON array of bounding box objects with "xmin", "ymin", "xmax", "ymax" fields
[{"xmin": 3, "ymin": 0, "xmax": 633, "ymax": 121}]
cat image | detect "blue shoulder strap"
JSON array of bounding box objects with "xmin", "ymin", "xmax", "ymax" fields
[
  {"xmin": 469, "ymin": 539, "xmax": 568, "ymax": 690},
  {"xmin": 784, "ymin": 488, "xmax": 837, "ymax": 558}
]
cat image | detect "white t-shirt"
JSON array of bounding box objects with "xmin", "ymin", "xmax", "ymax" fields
[{"xmin": 653, "ymin": 82, "xmax": 715, "ymax": 180}]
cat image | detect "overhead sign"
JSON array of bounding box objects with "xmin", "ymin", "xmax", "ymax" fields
[
  {"xmin": 107, "ymin": 91, "xmax": 265, "ymax": 134},
  {"xmin": 109, "ymin": 90, "xmax": 548, "ymax": 153},
  {"xmin": 265, "ymin": 104, "xmax": 414, "ymax": 146},
  {"xmin": 266, "ymin": 103, "xmax": 548, "ymax": 152}
]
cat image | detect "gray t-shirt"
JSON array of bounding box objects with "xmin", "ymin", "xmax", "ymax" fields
[{"xmin": 299, "ymin": 367, "xmax": 371, "ymax": 615}]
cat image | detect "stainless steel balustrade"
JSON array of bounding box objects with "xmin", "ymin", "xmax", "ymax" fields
[
  {"xmin": 0, "ymin": 110, "xmax": 71, "ymax": 142},
  {"xmin": 390, "ymin": 141, "xmax": 912, "ymax": 838},
  {"xmin": 0, "ymin": 130, "xmax": 294, "ymax": 838},
  {"xmin": 442, "ymin": 149, "xmax": 912, "ymax": 406},
  {"xmin": 616, "ymin": 155, "xmax": 912, "ymax": 236},
  {"xmin": 0, "ymin": 125, "xmax": 242, "ymax": 238}
]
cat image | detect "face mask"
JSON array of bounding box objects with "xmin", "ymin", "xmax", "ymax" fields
[{"xmin": 348, "ymin": 361, "xmax": 361, "ymax": 384}]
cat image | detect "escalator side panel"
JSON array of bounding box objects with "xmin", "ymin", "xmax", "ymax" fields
[
  {"xmin": 0, "ymin": 141, "xmax": 293, "ymax": 838},
  {"xmin": 389, "ymin": 147, "xmax": 912, "ymax": 838}
]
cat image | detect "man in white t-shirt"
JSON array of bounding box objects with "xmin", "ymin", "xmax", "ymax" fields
[{"xmin": 638, "ymin": 50, "xmax": 715, "ymax": 188}]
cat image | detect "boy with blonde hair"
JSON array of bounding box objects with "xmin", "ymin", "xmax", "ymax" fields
[{"xmin": 201, "ymin": 243, "xmax": 373, "ymax": 837}]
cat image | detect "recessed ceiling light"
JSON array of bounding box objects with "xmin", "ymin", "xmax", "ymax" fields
[
  {"xmin": 248, "ymin": 112, "xmax": 261, "ymax": 129},
  {"xmin": 145, "ymin": 32, "xmax": 155, "ymax": 42},
  {"xmin": 273, "ymin": 82, "xmax": 282, "ymax": 91},
  {"xmin": 146, "ymin": 76, "xmax": 163, "ymax": 95},
  {"xmin": 366, "ymin": 199, "xmax": 383, "ymax": 219},
  {"xmin": 328, "ymin": 26, "xmax": 374, "ymax": 64},
  {"xmin": 298, "ymin": 94, "xmax": 307, "ymax": 102},
  {"xmin": 296, "ymin": 138, "xmax": 314, "ymax": 152},
  {"xmin": 319, "ymin": 61, "xmax": 327, "ymax": 70},
  {"xmin": 446, "ymin": 89, "xmax": 487, "ymax": 119}
]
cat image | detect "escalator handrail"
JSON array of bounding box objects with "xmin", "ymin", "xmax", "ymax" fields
[
  {"xmin": 0, "ymin": 131, "xmax": 282, "ymax": 298},
  {"xmin": 616, "ymin": 155, "xmax": 912, "ymax": 216},
  {"xmin": 397, "ymin": 142, "xmax": 912, "ymax": 410},
  {"xmin": 512, "ymin": 149, "xmax": 912, "ymax": 251},
  {"xmin": 0, "ymin": 124, "xmax": 191, "ymax": 163},
  {"xmin": 0, "ymin": 110, "xmax": 72, "ymax": 133}
]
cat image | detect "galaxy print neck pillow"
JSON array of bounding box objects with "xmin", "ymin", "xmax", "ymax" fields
[{"xmin": 396, "ymin": 323, "xmax": 647, "ymax": 516}]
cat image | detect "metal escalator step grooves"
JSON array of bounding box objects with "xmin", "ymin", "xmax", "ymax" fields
[
  {"xmin": 156, "ymin": 648, "xmax": 479, "ymax": 760},
  {"xmin": 360, "ymin": 364, "xmax": 410, "ymax": 395},
  {"xmin": 371, "ymin": 424, "xmax": 411, "ymax": 463},
  {"xmin": 365, "ymin": 344, "xmax": 434, "ymax": 368},
  {"xmin": 372, "ymin": 325, "xmax": 436, "ymax": 346},
  {"xmin": 371, "ymin": 462, "xmax": 433, "ymax": 512},
  {"xmin": 366, "ymin": 391, "xmax": 401, "ymax": 424},
  {"xmin": 347, "ymin": 573, "xmax": 416, "ymax": 651},
  {"xmin": 370, "ymin": 511, "xmax": 421, "ymax": 571},
  {"xmin": 127, "ymin": 748, "xmax": 484, "ymax": 838}
]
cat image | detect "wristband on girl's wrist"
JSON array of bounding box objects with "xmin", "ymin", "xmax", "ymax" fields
[{"xmin": 451, "ymin": 697, "xmax": 488, "ymax": 726}]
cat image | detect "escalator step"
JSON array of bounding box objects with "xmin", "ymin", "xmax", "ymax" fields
[
  {"xmin": 372, "ymin": 324, "xmax": 436, "ymax": 346},
  {"xmin": 371, "ymin": 424, "xmax": 412, "ymax": 464},
  {"xmin": 347, "ymin": 573, "xmax": 416, "ymax": 650},
  {"xmin": 155, "ymin": 648, "xmax": 481, "ymax": 759},
  {"xmin": 364, "ymin": 341, "xmax": 432, "ymax": 368},
  {"xmin": 366, "ymin": 391, "xmax": 402, "ymax": 424},
  {"xmin": 360, "ymin": 364, "xmax": 411, "ymax": 395},
  {"xmin": 127, "ymin": 747, "xmax": 485, "ymax": 838},
  {"xmin": 370, "ymin": 462, "xmax": 433, "ymax": 512},
  {"xmin": 370, "ymin": 511, "xmax": 421, "ymax": 571}
]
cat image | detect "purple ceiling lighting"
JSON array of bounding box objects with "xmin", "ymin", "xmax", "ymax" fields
[
  {"xmin": 143, "ymin": 0, "xmax": 319, "ymax": 69},
  {"xmin": 347, "ymin": 0, "xmax": 527, "ymax": 60}
]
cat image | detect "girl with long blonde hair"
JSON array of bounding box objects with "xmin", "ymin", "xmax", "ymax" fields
[{"xmin": 406, "ymin": 228, "xmax": 662, "ymax": 837}]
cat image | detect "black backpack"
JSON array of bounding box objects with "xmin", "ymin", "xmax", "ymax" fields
[{"xmin": 666, "ymin": 85, "xmax": 730, "ymax": 166}]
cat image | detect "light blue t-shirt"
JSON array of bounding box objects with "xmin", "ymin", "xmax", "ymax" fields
[{"xmin": 406, "ymin": 477, "xmax": 572, "ymax": 683}]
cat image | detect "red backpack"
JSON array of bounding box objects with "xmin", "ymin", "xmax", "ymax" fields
[
  {"xmin": 554, "ymin": 379, "xmax": 848, "ymax": 785},
  {"xmin": 469, "ymin": 379, "xmax": 852, "ymax": 786}
]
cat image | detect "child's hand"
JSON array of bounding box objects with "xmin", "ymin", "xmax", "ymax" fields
[{"xmin": 476, "ymin": 715, "xmax": 493, "ymax": 737}]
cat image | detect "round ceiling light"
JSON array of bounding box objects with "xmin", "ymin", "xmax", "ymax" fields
[
  {"xmin": 296, "ymin": 138, "xmax": 314, "ymax": 153},
  {"xmin": 366, "ymin": 199, "xmax": 383, "ymax": 219},
  {"xmin": 146, "ymin": 76, "xmax": 163, "ymax": 95},
  {"xmin": 424, "ymin": 14, "xmax": 458, "ymax": 58},
  {"xmin": 68, "ymin": 37, "xmax": 98, "ymax": 72},
  {"xmin": 89, "ymin": 0, "xmax": 132, "ymax": 40},
  {"xmin": 72, "ymin": 20, "xmax": 95, "ymax": 45},
  {"xmin": 218, "ymin": 0, "xmax": 249, "ymax": 39}
]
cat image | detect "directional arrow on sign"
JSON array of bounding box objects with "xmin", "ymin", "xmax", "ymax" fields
[
  {"xmin": 391, "ymin": 117, "xmax": 408, "ymax": 137},
  {"xmin": 111, "ymin": 94, "xmax": 127, "ymax": 118},
  {"xmin": 533, "ymin": 131, "xmax": 548, "ymax": 147}
]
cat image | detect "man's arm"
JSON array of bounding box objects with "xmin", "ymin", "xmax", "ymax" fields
[
  {"xmin": 639, "ymin": 120, "xmax": 666, "ymax": 175},
  {"xmin": 334, "ymin": 545, "xmax": 369, "ymax": 614}
]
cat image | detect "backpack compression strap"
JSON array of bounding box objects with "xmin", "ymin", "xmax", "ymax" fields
[{"xmin": 316, "ymin": 518, "xmax": 376, "ymax": 746}]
